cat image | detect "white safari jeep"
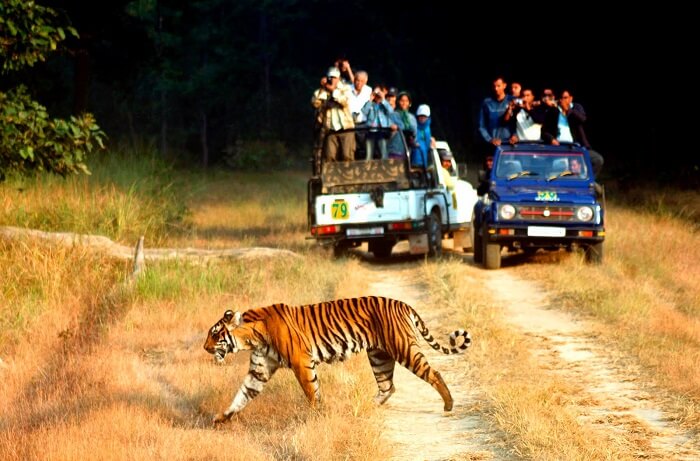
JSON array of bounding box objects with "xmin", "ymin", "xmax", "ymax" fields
[{"xmin": 307, "ymin": 127, "xmax": 478, "ymax": 258}]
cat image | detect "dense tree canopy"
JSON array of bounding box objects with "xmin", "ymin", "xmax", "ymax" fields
[
  {"xmin": 0, "ymin": 0, "xmax": 105, "ymax": 178},
  {"xmin": 2, "ymin": 1, "xmax": 692, "ymax": 184}
]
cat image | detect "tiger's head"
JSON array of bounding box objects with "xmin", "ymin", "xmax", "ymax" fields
[{"xmin": 203, "ymin": 310, "xmax": 265, "ymax": 364}]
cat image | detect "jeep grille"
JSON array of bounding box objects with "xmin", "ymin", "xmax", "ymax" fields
[{"xmin": 518, "ymin": 205, "xmax": 576, "ymax": 222}]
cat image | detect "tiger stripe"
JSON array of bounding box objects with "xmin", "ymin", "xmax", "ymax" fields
[{"xmin": 203, "ymin": 295, "xmax": 471, "ymax": 423}]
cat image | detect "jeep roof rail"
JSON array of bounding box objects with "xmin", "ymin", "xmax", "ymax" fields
[{"xmin": 502, "ymin": 142, "xmax": 584, "ymax": 151}]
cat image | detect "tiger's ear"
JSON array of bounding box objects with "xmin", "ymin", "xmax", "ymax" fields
[
  {"xmin": 223, "ymin": 310, "xmax": 243, "ymax": 326},
  {"xmin": 233, "ymin": 311, "xmax": 243, "ymax": 326}
]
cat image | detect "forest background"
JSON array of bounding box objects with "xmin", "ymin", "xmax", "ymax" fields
[{"xmin": 1, "ymin": 0, "xmax": 694, "ymax": 185}]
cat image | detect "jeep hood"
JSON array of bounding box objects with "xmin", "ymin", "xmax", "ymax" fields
[{"xmin": 491, "ymin": 184, "xmax": 596, "ymax": 204}]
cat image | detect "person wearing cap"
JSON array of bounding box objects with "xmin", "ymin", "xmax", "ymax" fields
[
  {"xmin": 386, "ymin": 87, "xmax": 398, "ymax": 110},
  {"xmin": 412, "ymin": 104, "xmax": 432, "ymax": 168},
  {"xmin": 311, "ymin": 66, "xmax": 356, "ymax": 166},
  {"xmin": 438, "ymin": 149, "xmax": 455, "ymax": 191}
]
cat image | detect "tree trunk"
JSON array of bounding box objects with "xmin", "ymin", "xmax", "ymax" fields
[
  {"xmin": 160, "ymin": 89, "xmax": 168, "ymax": 158},
  {"xmin": 200, "ymin": 108, "xmax": 209, "ymax": 168},
  {"xmin": 259, "ymin": 10, "xmax": 271, "ymax": 134},
  {"xmin": 73, "ymin": 36, "xmax": 91, "ymax": 115}
]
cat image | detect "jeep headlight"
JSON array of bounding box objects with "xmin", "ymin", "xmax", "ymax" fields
[
  {"xmin": 577, "ymin": 206, "xmax": 594, "ymax": 222},
  {"xmin": 499, "ymin": 204, "xmax": 516, "ymax": 220}
]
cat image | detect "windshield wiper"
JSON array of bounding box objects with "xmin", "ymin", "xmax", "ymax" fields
[
  {"xmin": 547, "ymin": 170, "xmax": 575, "ymax": 182},
  {"xmin": 507, "ymin": 170, "xmax": 538, "ymax": 181}
]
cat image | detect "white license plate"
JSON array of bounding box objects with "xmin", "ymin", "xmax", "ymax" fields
[
  {"xmin": 347, "ymin": 227, "xmax": 384, "ymax": 237},
  {"xmin": 527, "ymin": 226, "xmax": 565, "ymax": 237}
]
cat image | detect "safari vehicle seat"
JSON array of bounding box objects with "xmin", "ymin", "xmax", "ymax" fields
[
  {"xmin": 501, "ymin": 160, "xmax": 522, "ymax": 176},
  {"xmin": 551, "ymin": 158, "xmax": 568, "ymax": 174}
]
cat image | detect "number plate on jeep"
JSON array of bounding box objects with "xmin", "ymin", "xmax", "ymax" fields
[
  {"xmin": 347, "ymin": 227, "xmax": 384, "ymax": 237},
  {"xmin": 331, "ymin": 199, "xmax": 349, "ymax": 220},
  {"xmin": 527, "ymin": 226, "xmax": 565, "ymax": 237}
]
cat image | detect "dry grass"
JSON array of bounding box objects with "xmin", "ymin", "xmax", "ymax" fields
[
  {"xmin": 0, "ymin": 164, "xmax": 387, "ymax": 460},
  {"xmin": 0, "ymin": 245, "xmax": 388, "ymax": 460},
  {"xmin": 3, "ymin": 160, "xmax": 699, "ymax": 460},
  {"xmin": 520, "ymin": 202, "xmax": 700, "ymax": 427},
  {"xmin": 166, "ymin": 170, "xmax": 310, "ymax": 250},
  {"xmin": 423, "ymin": 260, "xmax": 641, "ymax": 460}
]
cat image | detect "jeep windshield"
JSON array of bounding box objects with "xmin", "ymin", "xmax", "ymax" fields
[{"xmin": 495, "ymin": 152, "xmax": 589, "ymax": 180}]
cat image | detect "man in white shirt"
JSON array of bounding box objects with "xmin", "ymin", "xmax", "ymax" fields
[{"xmin": 348, "ymin": 70, "xmax": 372, "ymax": 123}]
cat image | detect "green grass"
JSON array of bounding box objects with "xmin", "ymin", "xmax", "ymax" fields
[{"xmin": 0, "ymin": 147, "xmax": 191, "ymax": 245}]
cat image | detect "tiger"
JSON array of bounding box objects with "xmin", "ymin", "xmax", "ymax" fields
[{"xmin": 203, "ymin": 295, "xmax": 471, "ymax": 424}]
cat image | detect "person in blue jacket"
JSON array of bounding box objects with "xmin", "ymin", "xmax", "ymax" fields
[
  {"xmin": 477, "ymin": 76, "xmax": 512, "ymax": 160},
  {"xmin": 413, "ymin": 104, "xmax": 432, "ymax": 168}
]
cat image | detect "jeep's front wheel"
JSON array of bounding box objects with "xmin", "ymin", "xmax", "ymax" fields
[
  {"xmin": 585, "ymin": 241, "xmax": 603, "ymax": 264},
  {"xmin": 427, "ymin": 210, "xmax": 442, "ymax": 258},
  {"xmin": 484, "ymin": 242, "xmax": 502, "ymax": 270}
]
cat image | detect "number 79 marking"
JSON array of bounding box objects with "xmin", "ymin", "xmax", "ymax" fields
[{"xmin": 332, "ymin": 201, "xmax": 349, "ymax": 219}]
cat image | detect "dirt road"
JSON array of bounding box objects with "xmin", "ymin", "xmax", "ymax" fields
[{"xmin": 358, "ymin": 253, "xmax": 700, "ymax": 461}]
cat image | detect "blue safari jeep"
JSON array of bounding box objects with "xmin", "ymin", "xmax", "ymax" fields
[{"xmin": 472, "ymin": 141, "xmax": 605, "ymax": 269}]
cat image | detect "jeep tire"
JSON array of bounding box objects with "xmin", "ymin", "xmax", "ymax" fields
[
  {"xmin": 427, "ymin": 210, "xmax": 442, "ymax": 258},
  {"xmin": 585, "ymin": 241, "xmax": 603, "ymax": 264},
  {"xmin": 484, "ymin": 242, "xmax": 502, "ymax": 270}
]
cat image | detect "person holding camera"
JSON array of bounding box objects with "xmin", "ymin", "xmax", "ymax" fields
[
  {"xmin": 311, "ymin": 66, "xmax": 355, "ymax": 165},
  {"xmin": 348, "ymin": 70, "xmax": 372, "ymax": 123},
  {"xmin": 559, "ymin": 90, "xmax": 604, "ymax": 175},
  {"xmin": 360, "ymin": 85, "xmax": 395, "ymax": 160},
  {"xmin": 510, "ymin": 81, "xmax": 522, "ymax": 100},
  {"xmin": 539, "ymin": 89, "xmax": 604, "ymax": 176},
  {"xmin": 539, "ymin": 88, "xmax": 561, "ymax": 145},
  {"xmin": 506, "ymin": 87, "xmax": 545, "ymax": 143}
]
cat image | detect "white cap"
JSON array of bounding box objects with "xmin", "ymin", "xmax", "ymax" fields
[
  {"xmin": 327, "ymin": 67, "xmax": 340, "ymax": 78},
  {"xmin": 416, "ymin": 104, "xmax": 431, "ymax": 117}
]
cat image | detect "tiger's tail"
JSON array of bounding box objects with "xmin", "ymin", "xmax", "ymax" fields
[{"xmin": 411, "ymin": 309, "xmax": 471, "ymax": 354}]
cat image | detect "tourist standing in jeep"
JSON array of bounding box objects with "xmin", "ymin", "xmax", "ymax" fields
[
  {"xmin": 311, "ymin": 67, "xmax": 355, "ymax": 168},
  {"xmin": 557, "ymin": 89, "xmax": 604, "ymax": 175},
  {"xmin": 477, "ymin": 76, "xmax": 513, "ymax": 160}
]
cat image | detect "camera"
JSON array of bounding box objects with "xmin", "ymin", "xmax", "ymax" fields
[{"xmin": 514, "ymin": 98, "xmax": 523, "ymax": 105}]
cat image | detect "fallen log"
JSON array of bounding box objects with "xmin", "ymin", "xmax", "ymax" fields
[{"xmin": 0, "ymin": 226, "xmax": 300, "ymax": 264}]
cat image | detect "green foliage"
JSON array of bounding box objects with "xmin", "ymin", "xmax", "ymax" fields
[
  {"xmin": 0, "ymin": 1, "xmax": 105, "ymax": 178},
  {"xmin": 0, "ymin": 86, "xmax": 106, "ymax": 177},
  {"xmin": 0, "ymin": 0, "xmax": 78, "ymax": 72}
]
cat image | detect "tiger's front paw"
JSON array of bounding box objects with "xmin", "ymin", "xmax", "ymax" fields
[{"xmin": 213, "ymin": 412, "xmax": 232, "ymax": 424}]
